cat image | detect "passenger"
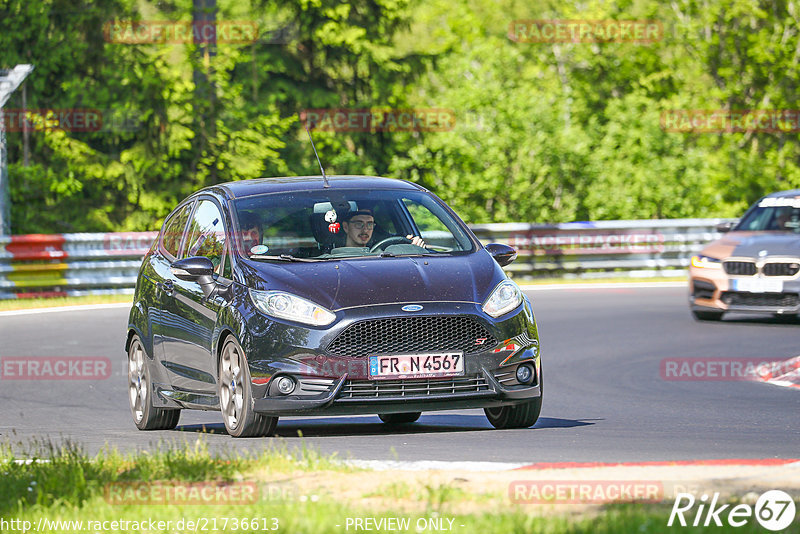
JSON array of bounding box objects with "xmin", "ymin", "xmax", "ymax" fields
[{"xmin": 341, "ymin": 210, "xmax": 426, "ymax": 248}]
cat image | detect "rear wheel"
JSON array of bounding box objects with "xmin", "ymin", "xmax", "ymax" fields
[
  {"xmin": 378, "ymin": 412, "xmax": 421, "ymax": 424},
  {"xmin": 128, "ymin": 335, "xmax": 180, "ymax": 430},
  {"xmin": 485, "ymin": 365, "xmax": 542, "ymax": 429},
  {"xmin": 691, "ymin": 309, "xmax": 724, "ymax": 321},
  {"xmin": 218, "ymin": 337, "xmax": 278, "ymax": 438}
]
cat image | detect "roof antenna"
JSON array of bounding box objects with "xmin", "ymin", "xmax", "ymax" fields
[{"xmin": 303, "ymin": 118, "xmax": 330, "ymax": 188}]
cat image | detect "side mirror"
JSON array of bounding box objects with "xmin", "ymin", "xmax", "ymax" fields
[
  {"xmin": 485, "ymin": 243, "xmax": 517, "ymax": 267},
  {"xmin": 715, "ymin": 221, "xmax": 735, "ymax": 233},
  {"xmin": 171, "ymin": 256, "xmax": 217, "ymax": 298},
  {"xmin": 171, "ymin": 256, "xmax": 214, "ymax": 280}
]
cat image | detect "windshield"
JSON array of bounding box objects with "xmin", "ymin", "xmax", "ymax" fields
[
  {"xmin": 233, "ymin": 189, "xmax": 475, "ymax": 260},
  {"xmin": 736, "ymin": 197, "xmax": 800, "ymax": 233}
]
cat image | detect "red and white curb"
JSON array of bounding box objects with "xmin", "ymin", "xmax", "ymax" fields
[
  {"xmin": 754, "ymin": 355, "xmax": 800, "ymax": 390},
  {"xmin": 515, "ymin": 458, "xmax": 800, "ymax": 470}
]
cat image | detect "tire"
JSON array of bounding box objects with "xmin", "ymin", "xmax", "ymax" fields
[
  {"xmin": 128, "ymin": 334, "xmax": 181, "ymax": 430},
  {"xmin": 691, "ymin": 309, "xmax": 724, "ymax": 321},
  {"xmin": 378, "ymin": 412, "xmax": 421, "ymax": 424},
  {"xmin": 218, "ymin": 337, "xmax": 278, "ymax": 438},
  {"xmin": 484, "ymin": 365, "xmax": 542, "ymax": 429}
]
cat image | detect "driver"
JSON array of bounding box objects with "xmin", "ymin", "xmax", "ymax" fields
[
  {"xmin": 773, "ymin": 207, "xmax": 797, "ymax": 231},
  {"xmin": 341, "ymin": 210, "xmax": 426, "ymax": 248}
]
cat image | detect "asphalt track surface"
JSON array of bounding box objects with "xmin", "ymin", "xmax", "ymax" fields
[{"xmin": 1, "ymin": 286, "xmax": 798, "ymax": 462}]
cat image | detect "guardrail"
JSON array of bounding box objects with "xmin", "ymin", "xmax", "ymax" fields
[{"xmin": 0, "ymin": 219, "xmax": 734, "ymax": 299}]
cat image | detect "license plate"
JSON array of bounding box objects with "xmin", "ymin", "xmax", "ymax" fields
[
  {"xmin": 368, "ymin": 353, "xmax": 464, "ymax": 380},
  {"xmin": 732, "ymin": 278, "xmax": 784, "ymax": 293}
]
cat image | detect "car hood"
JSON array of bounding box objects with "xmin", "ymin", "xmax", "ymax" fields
[
  {"xmin": 239, "ymin": 252, "xmax": 504, "ymax": 311},
  {"xmin": 702, "ymin": 231, "xmax": 800, "ymax": 258}
]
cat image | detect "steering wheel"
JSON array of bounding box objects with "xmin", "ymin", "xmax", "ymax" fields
[{"xmin": 369, "ymin": 235, "xmax": 411, "ymax": 253}]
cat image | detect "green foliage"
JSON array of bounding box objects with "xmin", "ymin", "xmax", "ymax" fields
[{"xmin": 2, "ymin": 0, "xmax": 799, "ymax": 232}]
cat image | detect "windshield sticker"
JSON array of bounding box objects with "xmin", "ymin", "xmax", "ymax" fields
[
  {"xmin": 249, "ymin": 245, "xmax": 268, "ymax": 255},
  {"xmin": 328, "ymin": 222, "xmax": 340, "ymax": 233},
  {"xmin": 758, "ymin": 197, "xmax": 800, "ymax": 208},
  {"xmin": 324, "ymin": 210, "xmax": 337, "ymax": 223}
]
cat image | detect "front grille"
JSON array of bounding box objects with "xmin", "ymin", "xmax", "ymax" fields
[
  {"xmin": 763, "ymin": 262, "xmax": 800, "ymax": 277},
  {"xmin": 327, "ymin": 315, "xmax": 496, "ymax": 357},
  {"xmin": 338, "ymin": 375, "xmax": 490, "ymax": 399},
  {"xmin": 723, "ymin": 261, "xmax": 757, "ymax": 276},
  {"xmin": 721, "ymin": 292, "xmax": 799, "ymax": 308}
]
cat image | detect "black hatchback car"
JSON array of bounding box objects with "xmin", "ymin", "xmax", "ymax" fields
[{"xmin": 127, "ymin": 176, "xmax": 542, "ymax": 437}]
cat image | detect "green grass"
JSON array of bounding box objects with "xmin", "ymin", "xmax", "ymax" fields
[
  {"xmin": 0, "ymin": 293, "xmax": 132, "ymax": 311},
  {"xmin": 1, "ymin": 440, "xmax": 791, "ymax": 533}
]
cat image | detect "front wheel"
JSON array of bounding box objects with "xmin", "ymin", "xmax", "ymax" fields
[
  {"xmin": 378, "ymin": 412, "xmax": 421, "ymax": 424},
  {"xmin": 128, "ymin": 334, "xmax": 180, "ymax": 430},
  {"xmin": 485, "ymin": 366, "xmax": 542, "ymax": 429},
  {"xmin": 218, "ymin": 337, "xmax": 278, "ymax": 438}
]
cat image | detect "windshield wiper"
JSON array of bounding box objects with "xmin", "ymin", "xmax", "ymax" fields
[
  {"xmin": 248, "ymin": 254, "xmax": 321, "ymax": 262},
  {"xmin": 387, "ymin": 252, "xmax": 442, "ymax": 258}
]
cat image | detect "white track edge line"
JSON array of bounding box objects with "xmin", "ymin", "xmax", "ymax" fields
[
  {"xmin": 0, "ymin": 302, "xmax": 131, "ymax": 317},
  {"xmin": 343, "ymin": 460, "xmax": 528, "ymax": 471},
  {"xmin": 519, "ymin": 281, "xmax": 688, "ymax": 290}
]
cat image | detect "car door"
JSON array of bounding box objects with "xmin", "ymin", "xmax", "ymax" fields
[
  {"xmin": 160, "ymin": 197, "xmax": 230, "ymax": 394},
  {"xmin": 149, "ymin": 201, "xmax": 194, "ymax": 375}
]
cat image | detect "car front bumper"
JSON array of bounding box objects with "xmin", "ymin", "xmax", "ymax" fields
[
  {"xmin": 251, "ymin": 365, "xmax": 541, "ymax": 416},
  {"xmin": 242, "ymin": 300, "xmax": 542, "ymax": 416},
  {"xmin": 689, "ymin": 264, "xmax": 800, "ymax": 315}
]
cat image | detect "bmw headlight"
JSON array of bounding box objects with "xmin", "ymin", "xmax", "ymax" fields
[
  {"xmin": 691, "ymin": 255, "xmax": 723, "ymax": 269},
  {"xmin": 482, "ymin": 279, "xmax": 523, "ymax": 318},
  {"xmin": 249, "ymin": 289, "xmax": 336, "ymax": 326}
]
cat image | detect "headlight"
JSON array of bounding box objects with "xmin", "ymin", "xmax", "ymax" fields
[
  {"xmin": 249, "ymin": 289, "xmax": 336, "ymax": 326},
  {"xmin": 482, "ymin": 279, "xmax": 523, "ymax": 318},
  {"xmin": 691, "ymin": 255, "xmax": 723, "ymax": 269}
]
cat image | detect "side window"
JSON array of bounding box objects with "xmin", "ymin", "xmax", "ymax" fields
[
  {"xmin": 402, "ymin": 198, "xmax": 462, "ymax": 251},
  {"xmin": 367, "ymin": 201, "xmax": 399, "ymax": 236},
  {"xmin": 161, "ymin": 203, "xmax": 193, "ymax": 258},
  {"xmin": 184, "ymin": 200, "xmax": 227, "ymax": 275}
]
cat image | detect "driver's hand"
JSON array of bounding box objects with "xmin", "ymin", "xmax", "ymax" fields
[{"xmin": 407, "ymin": 235, "xmax": 427, "ymax": 248}]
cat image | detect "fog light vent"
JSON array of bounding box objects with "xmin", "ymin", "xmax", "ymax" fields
[
  {"xmin": 516, "ymin": 364, "xmax": 534, "ymax": 384},
  {"xmin": 276, "ymin": 376, "xmax": 296, "ymax": 395}
]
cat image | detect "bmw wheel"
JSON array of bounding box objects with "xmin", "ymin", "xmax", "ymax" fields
[
  {"xmin": 218, "ymin": 337, "xmax": 278, "ymax": 438},
  {"xmin": 128, "ymin": 334, "xmax": 181, "ymax": 430},
  {"xmin": 485, "ymin": 366, "xmax": 542, "ymax": 429}
]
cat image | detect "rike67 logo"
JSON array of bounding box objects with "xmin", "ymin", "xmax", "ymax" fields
[{"xmin": 668, "ymin": 490, "xmax": 796, "ymax": 531}]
